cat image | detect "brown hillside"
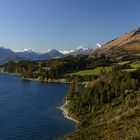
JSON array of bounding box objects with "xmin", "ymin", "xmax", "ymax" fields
[{"xmin": 99, "ymin": 27, "xmax": 140, "ymax": 53}]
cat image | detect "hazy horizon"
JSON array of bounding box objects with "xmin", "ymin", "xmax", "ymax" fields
[{"xmin": 0, "ymin": 0, "xmax": 140, "ymax": 52}]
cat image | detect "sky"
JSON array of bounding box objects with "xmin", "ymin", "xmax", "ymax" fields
[{"xmin": 0, "ymin": 0, "xmax": 140, "ymax": 52}]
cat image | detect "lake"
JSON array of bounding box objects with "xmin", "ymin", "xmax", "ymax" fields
[{"xmin": 0, "ymin": 72, "xmax": 75, "ymax": 140}]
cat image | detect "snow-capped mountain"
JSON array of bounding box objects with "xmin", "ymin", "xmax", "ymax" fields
[
  {"xmin": 15, "ymin": 48, "xmax": 64, "ymax": 60},
  {"xmin": 0, "ymin": 46, "xmax": 94, "ymax": 61},
  {"xmin": 38, "ymin": 49, "xmax": 64, "ymax": 60},
  {"xmin": 15, "ymin": 48, "xmax": 33, "ymax": 53},
  {"xmin": 65, "ymin": 45, "xmax": 94, "ymax": 56},
  {"xmin": 16, "ymin": 48, "xmax": 39, "ymax": 60},
  {"xmin": 60, "ymin": 50, "xmax": 74, "ymax": 54}
]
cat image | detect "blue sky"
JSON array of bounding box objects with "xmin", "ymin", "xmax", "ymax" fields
[{"xmin": 0, "ymin": 0, "xmax": 140, "ymax": 52}]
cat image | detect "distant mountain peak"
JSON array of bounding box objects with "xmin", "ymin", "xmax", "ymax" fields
[
  {"xmin": 49, "ymin": 49, "xmax": 59, "ymax": 52},
  {"xmin": 60, "ymin": 45, "xmax": 94, "ymax": 55},
  {"xmin": 60, "ymin": 50, "xmax": 74, "ymax": 54},
  {"xmin": 46, "ymin": 49, "xmax": 60, "ymax": 53},
  {"xmin": 0, "ymin": 46, "xmax": 11, "ymax": 50},
  {"xmin": 16, "ymin": 48, "xmax": 34, "ymax": 53},
  {"xmin": 77, "ymin": 45, "xmax": 90, "ymax": 50},
  {"xmin": 0, "ymin": 46, "xmax": 17, "ymax": 60}
]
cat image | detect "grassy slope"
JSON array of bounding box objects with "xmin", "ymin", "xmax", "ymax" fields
[
  {"xmin": 68, "ymin": 60, "xmax": 140, "ymax": 77},
  {"xmin": 69, "ymin": 67, "xmax": 112, "ymax": 76}
]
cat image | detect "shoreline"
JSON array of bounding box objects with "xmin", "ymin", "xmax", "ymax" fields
[
  {"xmin": 59, "ymin": 100, "xmax": 79, "ymax": 123},
  {"xmin": 0, "ymin": 70, "xmax": 86, "ymax": 85},
  {"xmin": 1, "ymin": 71, "xmax": 86, "ymax": 85},
  {"xmin": 0, "ymin": 70, "xmax": 21, "ymax": 76},
  {"xmin": 0, "ymin": 70, "xmax": 71, "ymax": 84}
]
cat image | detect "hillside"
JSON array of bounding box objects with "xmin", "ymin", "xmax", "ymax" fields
[
  {"xmin": 96, "ymin": 27, "xmax": 140, "ymax": 56},
  {"xmin": 63, "ymin": 70, "xmax": 140, "ymax": 140}
]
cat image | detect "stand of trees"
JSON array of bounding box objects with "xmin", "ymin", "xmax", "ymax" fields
[
  {"xmin": 65, "ymin": 69, "xmax": 140, "ymax": 139},
  {"xmin": 3, "ymin": 55, "xmax": 112, "ymax": 81}
]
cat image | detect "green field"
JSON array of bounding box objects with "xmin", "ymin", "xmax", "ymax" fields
[{"xmin": 69, "ymin": 66, "xmax": 112, "ymax": 76}]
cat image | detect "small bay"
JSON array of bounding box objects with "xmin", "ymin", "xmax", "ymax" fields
[{"xmin": 0, "ymin": 71, "xmax": 74, "ymax": 140}]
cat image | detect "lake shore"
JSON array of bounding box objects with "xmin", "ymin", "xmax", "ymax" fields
[
  {"xmin": 59, "ymin": 100, "xmax": 79, "ymax": 123},
  {"xmin": 1, "ymin": 71, "xmax": 86, "ymax": 86},
  {"xmin": 0, "ymin": 70, "xmax": 21, "ymax": 76},
  {"xmin": 0, "ymin": 70, "xmax": 72, "ymax": 84}
]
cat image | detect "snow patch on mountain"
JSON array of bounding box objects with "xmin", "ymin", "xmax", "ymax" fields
[
  {"xmin": 60, "ymin": 50, "xmax": 74, "ymax": 54},
  {"xmin": 15, "ymin": 48, "xmax": 34, "ymax": 53},
  {"xmin": 96, "ymin": 43, "xmax": 101, "ymax": 48},
  {"xmin": 77, "ymin": 45, "xmax": 90, "ymax": 50}
]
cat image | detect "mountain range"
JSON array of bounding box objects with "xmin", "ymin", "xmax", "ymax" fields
[
  {"xmin": 0, "ymin": 46, "xmax": 94, "ymax": 61},
  {"xmin": 1, "ymin": 26, "xmax": 140, "ymax": 61}
]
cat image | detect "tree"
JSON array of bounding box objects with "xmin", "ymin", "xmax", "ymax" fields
[{"xmin": 68, "ymin": 78, "xmax": 79, "ymax": 98}]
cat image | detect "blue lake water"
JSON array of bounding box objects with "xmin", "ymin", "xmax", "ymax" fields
[{"xmin": 0, "ymin": 72, "xmax": 74, "ymax": 140}]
